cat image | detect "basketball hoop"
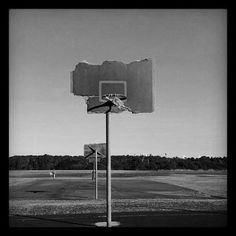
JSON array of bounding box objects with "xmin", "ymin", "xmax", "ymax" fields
[
  {"xmin": 87, "ymin": 94, "xmax": 132, "ymax": 113},
  {"xmin": 102, "ymin": 94, "xmax": 132, "ymax": 113},
  {"xmin": 71, "ymin": 59, "xmax": 155, "ymax": 227}
]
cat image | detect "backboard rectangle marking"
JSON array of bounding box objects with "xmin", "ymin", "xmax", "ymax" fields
[{"xmin": 99, "ymin": 81, "xmax": 127, "ymax": 102}]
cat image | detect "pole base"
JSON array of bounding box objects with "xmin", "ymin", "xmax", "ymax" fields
[{"xmin": 95, "ymin": 221, "xmax": 120, "ymax": 227}]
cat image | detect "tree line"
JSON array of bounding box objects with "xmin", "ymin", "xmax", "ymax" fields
[{"xmin": 9, "ymin": 154, "xmax": 227, "ymax": 170}]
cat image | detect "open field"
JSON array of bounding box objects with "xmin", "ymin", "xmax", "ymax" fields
[
  {"xmin": 9, "ymin": 169, "xmax": 227, "ymax": 199},
  {"xmin": 9, "ymin": 169, "xmax": 227, "ymax": 178},
  {"xmin": 9, "ymin": 170, "xmax": 227, "ymax": 227}
]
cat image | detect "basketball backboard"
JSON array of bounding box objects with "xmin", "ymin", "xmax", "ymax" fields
[
  {"xmin": 71, "ymin": 59, "xmax": 155, "ymax": 114},
  {"xmin": 84, "ymin": 143, "xmax": 106, "ymax": 159}
]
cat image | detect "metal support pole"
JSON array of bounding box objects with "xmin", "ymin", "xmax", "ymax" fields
[
  {"xmin": 95, "ymin": 150, "xmax": 98, "ymax": 200},
  {"xmin": 106, "ymin": 112, "xmax": 111, "ymax": 227}
]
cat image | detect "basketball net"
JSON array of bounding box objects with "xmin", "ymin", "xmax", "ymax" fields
[{"xmin": 102, "ymin": 94, "xmax": 132, "ymax": 112}]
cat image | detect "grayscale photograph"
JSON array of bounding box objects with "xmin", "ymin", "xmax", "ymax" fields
[{"xmin": 9, "ymin": 9, "xmax": 227, "ymax": 228}]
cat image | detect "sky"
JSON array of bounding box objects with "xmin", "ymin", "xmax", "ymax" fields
[{"xmin": 9, "ymin": 9, "xmax": 227, "ymax": 157}]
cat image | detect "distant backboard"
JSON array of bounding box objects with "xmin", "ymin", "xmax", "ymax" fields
[
  {"xmin": 71, "ymin": 59, "xmax": 155, "ymax": 114},
  {"xmin": 84, "ymin": 143, "xmax": 106, "ymax": 159}
]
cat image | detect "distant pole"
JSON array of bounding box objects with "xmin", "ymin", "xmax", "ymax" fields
[
  {"xmin": 106, "ymin": 112, "xmax": 111, "ymax": 227},
  {"xmin": 95, "ymin": 150, "xmax": 98, "ymax": 200},
  {"xmin": 92, "ymin": 162, "xmax": 95, "ymax": 181}
]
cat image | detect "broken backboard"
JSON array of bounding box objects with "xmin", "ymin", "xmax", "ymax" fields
[{"xmin": 71, "ymin": 59, "xmax": 155, "ymax": 114}]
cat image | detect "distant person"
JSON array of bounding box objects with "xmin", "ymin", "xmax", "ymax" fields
[
  {"xmin": 53, "ymin": 169, "xmax": 56, "ymax": 179},
  {"xmin": 92, "ymin": 170, "xmax": 95, "ymax": 180},
  {"xmin": 49, "ymin": 170, "xmax": 56, "ymax": 179}
]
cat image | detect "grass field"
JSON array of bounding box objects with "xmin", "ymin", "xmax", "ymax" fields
[{"xmin": 9, "ymin": 170, "xmax": 227, "ymax": 217}]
